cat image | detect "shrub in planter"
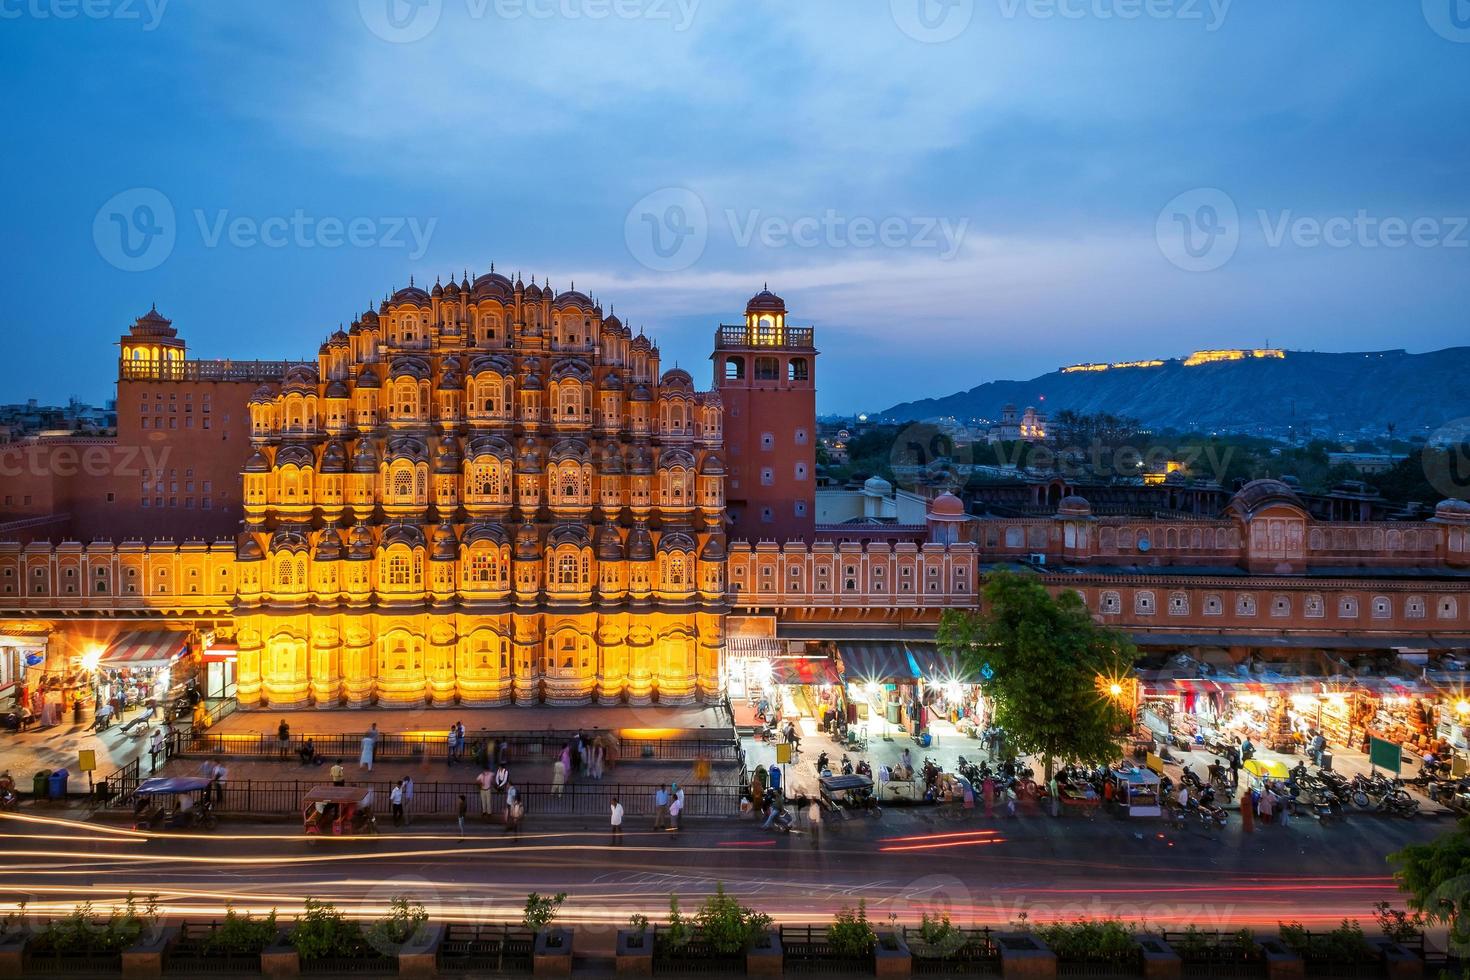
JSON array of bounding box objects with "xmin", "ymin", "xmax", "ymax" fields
[
  {"xmin": 203, "ymin": 905, "xmax": 279, "ymax": 956},
  {"xmin": 656, "ymin": 896, "xmax": 692, "ymax": 954},
  {"xmin": 625, "ymin": 914, "xmax": 651, "ymax": 949},
  {"xmin": 32, "ymin": 895, "xmax": 160, "ymax": 956},
  {"xmin": 1278, "ymin": 920, "xmax": 1372, "ymax": 963},
  {"xmin": 1167, "ymin": 925, "xmax": 1255, "ymax": 961},
  {"xmin": 695, "ymin": 884, "xmax": 772, "ymax": 955},
  {"xmin": 828, "ymin": 900, "xmax": 877, "ymax": 957},
  {"xmin": 290, "ymin": 899, "xmax": 371, "ymax": 960},
  {"xmin": 1030, "ymin": 917, "xmax": 1138, "ymax": 962},
  {"xmin": 364, "ymin": 897, "xmax": 429, "ymax": 956},
  {"xmin": 911, "ymin": 912, "xmax": 967, "ymax": 959}
]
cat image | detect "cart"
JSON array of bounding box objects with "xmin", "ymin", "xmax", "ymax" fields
[{"xmin": 302, "ymin": 785, "xmax": 377, "ymax": 836}]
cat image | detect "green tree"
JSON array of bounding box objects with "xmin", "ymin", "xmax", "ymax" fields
[
  {"xmin": 1389, "ymin": 817, "xmax": 1470, "ymax": 956},
  {"xmin": 938, "ymin": 570, "xmax": 1133, "ymax": 801}
]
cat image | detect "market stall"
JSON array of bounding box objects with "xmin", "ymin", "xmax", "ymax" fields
[{"xmin": 1106, "ymin": 766, "xmax": 1161, "ymax": 818}]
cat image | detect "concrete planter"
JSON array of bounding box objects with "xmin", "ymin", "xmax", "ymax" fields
[
  {"xmin": 1255, "ymin": 936, "xmax": 1303, "ymax": 980},
  {"xmin": 996, "ymin": 933, "xmax": 1056, "ymax": 980},
  {"xmin": 260, "ymin": 931, "xmax": 300, "ymax": 979},
  {"xmin": 746, "ymin": 929, "xmax": 783, "ymax": 977},
  {"xmin": 614, "ymin": 929, "xmax": 653, "ymax": 975},
  {"xmin": 122, "ymin": 925, "xmax": 178, "ymax": 979},
  {"xmin": 533, "ymin": 928, "xmax": 573, "ymax": 977},
  {"xmin": 396, "ymin": 922, "xmax": 444, "ymax": 978},
  {"xmin": 875, "ymin": 930, "xmax": 912, "ymax": 977},
  {"xmin": 1374, "ymin": 939, "xmax": 1424, "ymax": 980},
  {"xmin": 1137, "ymin": 936, "xmax": 1180, "ymax": 980},
  {"xmin": 0, "ymin": 934, "xmax": 25, "ymax": 979}
]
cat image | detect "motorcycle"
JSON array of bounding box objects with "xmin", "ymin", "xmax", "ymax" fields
[
  {"xmin": 855, "ymin": 759, "xmax": 873, "ymax": 779},
  {"xmin": 1376, "ymin": 788, "xmax": 1420, "ymax": 819},
  {"xmin": 1409, "ymin": 757, "xmax": 1451, "ymax": 788},
  {"xmin": 840, "ymin": 755, "xmax": 854, "ymax": 776},
  {"xmin": 814, "ymin": 751, "xmax": 831, "ymax": 777}
]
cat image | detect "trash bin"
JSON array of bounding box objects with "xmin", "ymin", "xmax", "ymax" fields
[
  {"xmin": 1320, "ymin": 752, "xmax": 1333, "ymax": 772},
  {"xmin": 33, "ymin": 769, "xmax": 52, "ymax": 798},
  {"xmin": 48, "ymin": 768, "xmax": 69, "ymax": 800}
]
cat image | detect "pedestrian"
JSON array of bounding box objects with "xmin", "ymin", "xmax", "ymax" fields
[
  {"xmin": 390, "ymin": 779, "xmax": 404, "ymax": 826},
  {"xmin": 1239, "ymin": 788, "xmax": 1255, "ymax": 833},
  {"xmin": 331, "ymin": 759, "xmax": 345, "ymax": 786},
  {"xmin": 456, "ymin": 722, "xmax": 466, "ymax": 762},
  {"xmin": 148, "ymin": 726, "xmax": 164, "ymax": 773},
  {"xmin": 1227, "ymin": 746, "xmax": 1240, "ymax": 789},
  {"xmin": 1276, "ymin": 783, "xmax": 1291, "ymax": 828},
  {"xmin": 807, "ymin": 796, "xmax": 822, "ymax": 848},
  {"xmin": 211, "ymin": 758, "xmax": 227, "ymax": 805},
  {"xmin": 982, "ymin": 776, "xmax": 995, "ymax": 817},
  {"xmin": 477, "ymin": 765, "xmax": 495, "ymax": 819},
  {"xmin": 494, "ymin": 762, "xmax": 509, "ymax": 808},
  {"xmin": 654, "ymin": 784, "xmax": 669, "ymax": 829},
  {"xmin": 768, "ymin": 763, "xmax": 782, "ymax": 798},
  {"xmin": 402, "ymin": 775, "xmax": 414, "ymax": 825},
  {"xmin": 504, "ymin": 781, "xmax": 519, "ymax": 822},
  {"xmin": 446, "ymin": 723, "xmax": 458, "ymax": 765},
  {"xmin": 506, "ymin": 794, "xmax": 523, "ymax": 839},
  {"xmin": 591, "ymin": 742, "xmax": 605, "ymax": 780},
  {"xmin": 457, "ymin": 794, "xmax": 468, "ymax": 838},
  {"xmin": 1259, "ymin": 785, "xmax": 1275, "ymax": 826},
  {"xmin": 560, "ymin": 743, "xmax": 573, "ymax": 786},
  {"xmin": 552, "ymin": 757, "xmax": 566, "ymax": 798},
  {"xmin": 277, "ymin": 719, "xmax": 290, "ymax": 760},
  {"xmin": 669, "ymin": 783, "xmax": 684, "ymax": 831},
  {"xmin": 610, "ymin": 796, "xmax": 624, "ymax": 844},
  {"xmin": 360, "ymin": 723, "xmax": 378, "ymax": 772}
]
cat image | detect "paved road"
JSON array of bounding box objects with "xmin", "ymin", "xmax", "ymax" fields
[{"xmin": 0, "ymin": 795, "xmax": 1448, "ymax": 944}]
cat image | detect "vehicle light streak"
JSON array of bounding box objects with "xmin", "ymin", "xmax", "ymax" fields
[
  {"xmin": 879, "ymin": 838, "xmax": 1005, "ymax": 853},
  {"xmin": 876, "ymin": 830, "xmax": 1001, "ymax": 844}
]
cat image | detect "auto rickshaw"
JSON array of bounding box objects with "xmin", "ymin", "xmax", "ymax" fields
[
  {"xmin": 131, "ymin": 776, "xmax": 218, "ymax": 830},
  {"xmin": 302, "ymin": 785, "xmax": 377, "ymax": 836},
  {"xmin": 818, "ymin": 773, "xmax": 882, "ymax": 817}
]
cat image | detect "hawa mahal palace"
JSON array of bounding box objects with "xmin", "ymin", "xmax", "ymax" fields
[{"xmin": 0, "ymin": 273, "xmax": 1467, "ymax": 712}]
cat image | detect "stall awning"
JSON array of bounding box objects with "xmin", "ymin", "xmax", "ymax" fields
[
  {"xmin": 769, "ymin": 657, "xmax": 841, "ymax": 686},
  {"xmin": 1140, "ymin": 678, "xmax": 1224, "ymax": 697},
  {"xmin": 201, "ymin": 643, "xmax": 236, "ymax": 664},
  {"xmin": 101, "ymin": 630, "xmax": 189, "ymax": 668},
  {"xmin": 1130, "ymin": 632, "xmax": 1470, "ymax": 651},
  {"xmin": 906, "ymin": 644, "xmax": 982, "ymax": 684},
  {"xmin": 835, "ymin": 642, "xmax": 918, "ymax": 682}
]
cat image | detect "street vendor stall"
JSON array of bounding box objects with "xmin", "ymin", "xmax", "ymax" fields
[{"xmin": 1106, "ymin": 766, "xmax": 1161, "ymax": 818}]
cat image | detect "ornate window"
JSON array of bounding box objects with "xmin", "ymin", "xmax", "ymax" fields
[
  {"xmin": 1439, "ymin": 596, "xmax": 1458, "ymax": 620},
  {"xmin": 1339, "ymin": 595, "xmax": 1359, "ymax": 618},
  {"xmin": 1134, "ymin": 591, "xmax": 1155, "ymax": 615},
  {"xmin": 1406, "ymin": 595, "xmax": 1426, "ymax": 619},
  {"xmin": 1168, "ymin": 592, "xmax": 1189, "ymax": 616},
  {"xmin": 388, "ymin": 554, "xmax": 411, "ymax": 586},
  {"xmin": 558, "ymin": 554, "xmax": 578, "ymax": 585},
  {"xmin": 1270, "ymin": 595, "xmax": 1291, "ymax": 618},
  {"xmin": 1304, "ymin": 594, "xmax": 1325, "ymax": 618},
  {"xmin": 1236, "ymin": 593, "xmax": 1257, "ymax": 616},
  {"xmin": 1100, "ymin": 590, "xmax": 1121, "ymax": 614},
  {"xmin": 392, "ymin": 469, "xmax": 413, "ymax": 499},
  {"xmin": 1204, "ymin": 594, "xmax": 1223, "ymax": 616},
  {"xmin": 1371, "ymin": 595, "xmax": 1392, "ymax": 619}
]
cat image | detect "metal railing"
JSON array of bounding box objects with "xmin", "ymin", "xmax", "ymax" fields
[
  {"xmin": 98, "ymin": 757, "xmax": 141, "ymax": 805},
  {"xmin": 903, "ymin": 925, "xmax": 1001, "ymax": 976},
  {"xmin": 778, "ymin": 925, "xmax": 869, "ymax": 975},
  {"xmin": 164, "ymin": 921, "xmax": 265, "ymax": 975},
  {"xmin": 109, "ymin": 777, "xmax": 744, "ymax": 819},
  {"xmin": 175, "ymin": 730, "xmax": 741, "ymax": 765},
  {"xmin": 438, "ymin": 924, "xmax": 534, "ymax": 973}
]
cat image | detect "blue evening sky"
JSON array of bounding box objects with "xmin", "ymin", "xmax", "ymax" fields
[{"xmin": 1, "ymin": 0, "xmax": 1467, "ymax": 413}]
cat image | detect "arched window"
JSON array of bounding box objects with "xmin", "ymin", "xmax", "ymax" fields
[
  {"xmin": 392, "ymin": 469, "xmax": 413, "ymax": 499},
  {"xmin": 416, "ymin": 471, "xmax": 427, "ymax": 497},
  {"xmin": 668, "ymin": 555, "xmax": 685, "ymax": 585},
  {"xmin": 788, "ymin": 358, "xmax": 809, "ymax": 382},
  {"xmin": 278, "ymin": 557, "xmax": 293, "ymax": 588},
  {"xmin": 724, "ymin": 357, "xmax": 745, "ymax": 380},
  {"xmin": 558, "ymin": 554, "xmax": 578, "ymax": 584},
  {"xmin": 388, "ymin": 554, "xmax": 411, "ymax": 586}
]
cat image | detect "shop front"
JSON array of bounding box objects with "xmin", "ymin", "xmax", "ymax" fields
[{"xmin": 96, "ymin": 630, "xmax": 193, "ymax": 718}]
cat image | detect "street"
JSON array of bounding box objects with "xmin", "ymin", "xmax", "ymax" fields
[{"xmin": 0, "ymin": 794, "xmax": 1448, "ymax": 945}]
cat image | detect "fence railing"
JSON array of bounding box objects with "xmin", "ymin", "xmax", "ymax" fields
[
  {"xmin": 110, "ymin": 777, "xmax": 745, "ymax": 819},
  {"xmin": 175, "ymin": 730, "xmax": 742, "ymax": 765},
  {"xmin": 98, "ymin": 757, "xmax": 140, "ymax": 805},
  {"xmin": 439, "ymin": 924, "xmax": 534, "ymax": 973}
]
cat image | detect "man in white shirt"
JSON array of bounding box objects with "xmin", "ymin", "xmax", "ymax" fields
[
  {"xmin": 390, "ymin": 780, "xmax": 404, "ymax": 826},
  {"xmin": 610, "ymin": 797, "xmax": 624, "ymax": 844},
  {"xmin": 476, "ymin": 767, "xmax": 495, "ymax": 820}
]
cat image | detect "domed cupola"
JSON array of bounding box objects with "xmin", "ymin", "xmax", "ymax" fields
[
  {"xmin": 314, "ymin": 530, "xmax": 344, "ymax": 561},
  {"xmin": 595, "ymin": 522, "xmax": 624, "ymax": 561},
  {"xmin": 432, "ymin": 522, "xmax": 458, "ymax": 561},
  {"xmin": 745, "ymin": 286, "xmax": 785, "ymax": 315},
  {"xmin": 352, "ymin": 440, "xmax": 378, "ymax": 473},
  {"xmin": 515, "ymin": 522, "xmax": 541, "ymax": 560},
  {"xmin": 244, "ymin": 450, "xmax": 271, "ymax": 473},
  {"xmin": 320, "ymin": 441, "xmax": 348, "ymax": 474},
  {"xmin": 348, "ymin": 523, "xmax": 375, "ymax": 558}
]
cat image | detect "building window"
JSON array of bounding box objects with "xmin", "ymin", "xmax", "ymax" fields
[
  {"xmin": 754, "ymin": 356, "xmax": 779, "ymax": 381},
  {"xmin": 1270, "ymin": 595, "xmax": 1291, "ymax": 617},
  {"xmin": 1371, "ymin": 596, "xmax": 1391, "ymax": 619},
  {"xmin": 788, "ymin": 358, "xmax": 809, "ymax": 382},
  {"xmin": 1406, "ymin": 595, "xmax": 1426, "ymax": 619},
  {"xmin": 1236, "ymin": 594, "xmax": 1257, "ymax": 616},
  {"xmin": 723, "ymin": 357, "xmax": 745, "ymax": 381},
  {"xmin": 794, "ymin": 462, "xmax": 807, "ymax": 480},
  {"xmin": 1339, "ymin": 596, "xmax": 1359, "ymax": 618},
  {"xmin": 1438, "ymin": 596, "xmax": 1458, "ymax": 620},
  {"xmin": 1168, "ymin": 592, "xmax": 1188, "ymax": 616},
  {"xmin": 1305, "ymin": 594, "xmax": 1325, "ymax": 618},
  {"xmin": 760, "ymin": 432, "xmax": 774, "ymax": 451},
  {"xmin": 1203, "ymin": 594, "xmax": 1222, "ymax": 616},
  {"xmin": 761, "ymin": 467, "xmax": 774, "ymax": 486},
  {"xmin": 794, "ymin": 500, "xmax": 807, "ymax": 518},
  {"xmin": 1134, "ymin": 591, "xmax": 1155, "ymax": 615},
  {"xmin": 794, "ymin": 428, "xmax": 808, "ymax": 445},
  {"xmin": 1100, "ymin": 591, "xmax": 1121, "ymax": 614}
]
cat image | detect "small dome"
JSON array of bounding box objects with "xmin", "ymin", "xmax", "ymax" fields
[
  {"xmin": 356, "ymin": 366, "xmax": 381, "ymax": 388},
  {"xmin": 314, "ymin": 531, "xmax": 343, "ymax": 561},
  {"xmin": 515, "ymin": 523, "xmax": 541, "ymax": 560},
  {"xmin": 1056, "ymin": 494, "xmax": 1091, "ymax": 518},
  {"xmin": 745, "ymin": 287, "xmax": 785, "ymax": 315},
  {"xmin": 1229, "ymin": 478, "xmax": 1305, "ymax": 517},
  {"xmin": 700, "ymin": 533, "xmax": 727, "ymax": 561},
  {"xmin": 432, "ymin": 523, "xmax": 458, "ymax": 560},
  {"xmin": 129, "ymin": 304, "xmax": 178, "ymax": 338},
  {"xmin": 660, "ymin": 368, "xmax": 693, "ymax": 389},
  {"xmin": 862, "ymin": 475, "xmax": 893, "ymax": 497},
  {"xmin": 931, "ymin": 492, "xmax": 969, "ymax": 519},
  {"xmin": 236, "ymin": 535, "xmax": 263, "ymax": 561},
  {"xmin": 324, "ymin": 380, "xmax": 350, "ymax": 399},
  {"xmin": 595, "ymin": 523, "xmax": 624, "ymax": 561},
  {"xmin": 244, "ymin": 450, "xmax": 271, "ymax": 473},
  {"xmin": 1435, "ymin": 498, "xmax": 1470, "ymax": 523},
  {"xmin": 627, "ymin": 523, "xmax": 654, "ymax": 561}
]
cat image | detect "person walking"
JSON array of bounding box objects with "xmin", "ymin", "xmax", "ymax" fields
[
  {"xmin": 1259, "ymin": 785, "xmax": 1275, "ymax": 826},
  {"xmin": 504, "ymin": 782, "xmax": 519, "ymax": 823},
  {"xmin": 148, "ymin": 726, "xmax": 164, "ymax": 773},
  {"xmin": 1239, "ymin": 787, "xmax": 1255, "ymax": 833},
  {"xmin": 477, "ymin": 765, "xmax": 495, "ymax": 819},
  {"xmin": 807, "ymin": 796, "xmax": 822, "ymax": 848},
  {"xmin": 669, "ymin": 784, "xmax": 684, "ymax": 832},
  {"xmin": 654, "ymin": 785, "xmax": 669, "ymax": 829},
  {"xmin": 1276, "ymin": 783, "xmax": 1291, "ymax": 828},
  {"xmin": 211, "ymin": 759, "xmax": 227, "ymax": 806},
  {"xmin": 446, "ymin": 723, "xmax": 458, "ymax": 765},
  {"xmin": 402, "ymin": 775, "xmax": 414, "ymax": 826},
  {"xmin": 610, "ymin": 797, "xmax": 624, "ymax": 845},
  {"xmin": 456, "ymin": 794, "xmax": 468, "ymax": 838},
  {"xmin": 591, "ymin": 742, "xmax": 605, "ymax": 780},
  {"xmin": 330, "ymin": 759, "xmax": 345, "ymax": 786},
  {"xmin": 359, "ymin": 723, "xmax": 378, "ymax": 772},
  {"xmin": 456, "ymin": 722, "xmax": 466, "ymax": 763},
  {"xmin": 277, "ymin": 719, "xmax": 291, "ymax": 761},
  {"xmin": 1227, "ymin": 745, "xmax": 1240, "ymax": 789},
  {"xmin": 390, "ymin": 780, "xmax": 404, "ymax": 827},
  {"xmin": 506, "ymin": 791, "xmax": 523, "ymax": 840},
  {"xmin": 982, "ymin": 776, "xmax": 995, "ymax": 817},
  {"xmin": 560, "ymin": 743, "xmax": 573, "ymax": 786},
  {"xmin": 552, "ymin": 757, "xmax": 566, "ymax": 798}
]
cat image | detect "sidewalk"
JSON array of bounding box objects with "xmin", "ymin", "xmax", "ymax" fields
[
  {"xmin": 0, "ymin": 708, "xmax": 154, "ymax": 788},
  {"xmin": 210, "ymin": 703, "xmax": 731, "ymax": 737}
]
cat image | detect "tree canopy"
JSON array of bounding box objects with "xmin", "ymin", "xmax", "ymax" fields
[
  {"xmin": 937, "ymin": 569, "xmax": 1134, "ymax": 781},
  {"xmin": 1389, "ymin": 817, "xmax": 1470, "ymax": 955}
]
